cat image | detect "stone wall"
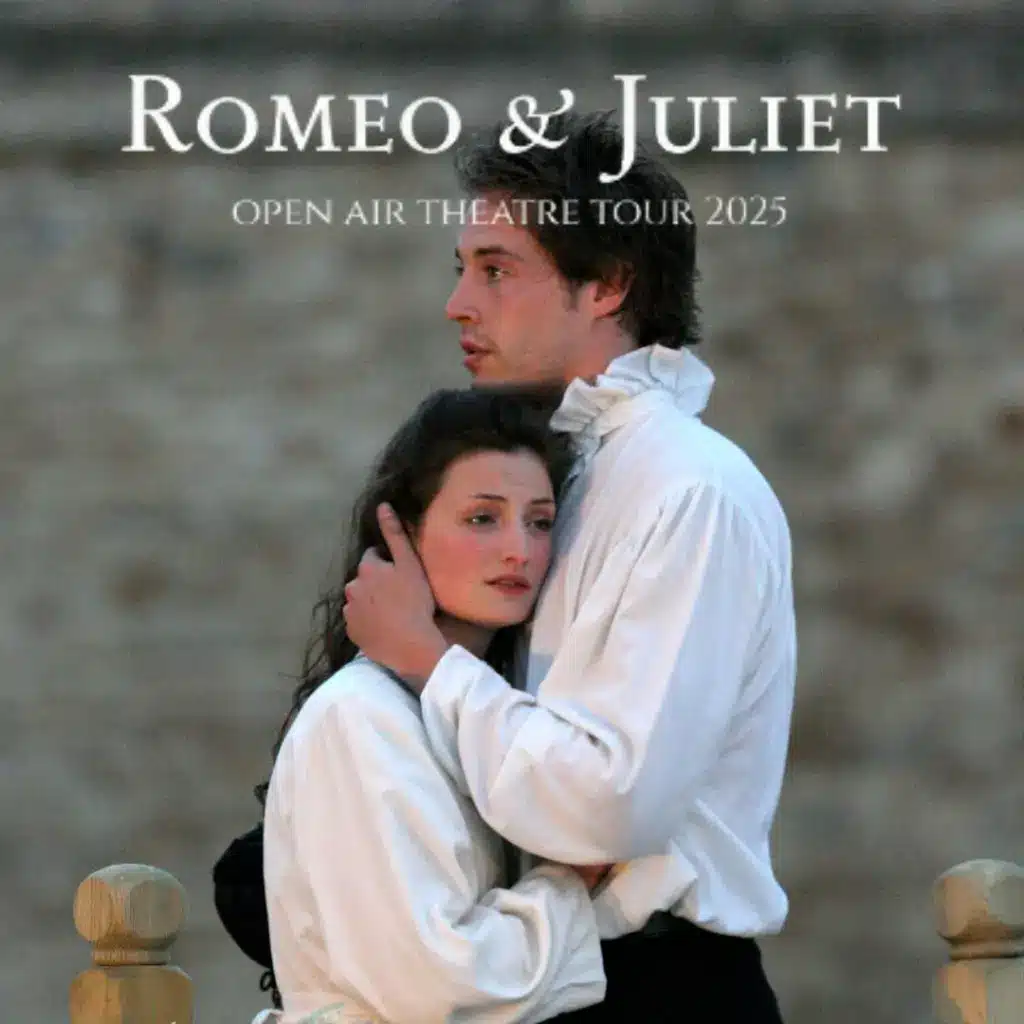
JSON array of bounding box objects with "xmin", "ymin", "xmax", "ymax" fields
[{"xmin": 3, "ymin": 8, "xmax": 1022, "ymax": 1023}]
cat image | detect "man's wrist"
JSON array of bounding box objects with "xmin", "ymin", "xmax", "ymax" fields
[{"xmin": 407, "ymin": 631, "xmax": 450, "ymax": 693}]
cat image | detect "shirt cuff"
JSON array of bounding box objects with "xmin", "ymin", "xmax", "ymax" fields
[
  {"xmin": 422, "ymin": 642, "xmax": 483, "ymax": 710},
  {"xmin": 419, "ymin": 644, "xmax": 491, "ymax": 794}
]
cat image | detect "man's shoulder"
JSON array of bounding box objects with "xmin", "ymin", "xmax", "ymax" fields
[
  {"xmin": 618, "ymin": 408, "xmax": 781, "ymax": 507},
  {"xmin": 600, "ymin": 408, "xmax": 792, "ymax": 568}
]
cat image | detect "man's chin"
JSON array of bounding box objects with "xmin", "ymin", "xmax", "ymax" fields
[
  {"xmin": 469, "ymin": 376, "xmax": 568, "ymax": 413},
  {"xmin": 465, "ymin": 361, "xmax": 502, "ymax": 384},
  {"xmin": 468, "ymin": 365, "xmax": 562, "ymax": 388}
]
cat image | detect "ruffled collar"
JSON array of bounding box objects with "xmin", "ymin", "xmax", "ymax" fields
[{"xmin": 550, "ymin": 344, "xmax": 715, "ymax": 457}]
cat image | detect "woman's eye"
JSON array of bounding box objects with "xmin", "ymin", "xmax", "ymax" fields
[
  {"xmin": 485, "ymin": 265, "xmax": 506, "ymax": 281},
  {"xmin": 467, "ymin": 513, "xmax": 496, "ymax": 526},
  {"xmin": 532, "ymin": 518, "xmax": 555, "ymax": 532}
]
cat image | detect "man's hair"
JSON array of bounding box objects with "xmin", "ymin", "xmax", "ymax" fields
[{"xmin": 454, "ymin": 110, "xmax": 701, "ymax": 349}]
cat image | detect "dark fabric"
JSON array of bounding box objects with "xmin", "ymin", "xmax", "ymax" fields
[
  {"xmin": 213, "ymin": 822, "xmax": 281, "ymax": 1009},
  {"xmin": 212, "ymin": 822, "xmax": 273, "ymax": 969},
  {"xmin": 550, "ymin": 912, "xmax": 785, "ymax": 1023}
]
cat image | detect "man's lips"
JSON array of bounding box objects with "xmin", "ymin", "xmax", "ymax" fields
[{"xmin": 462, "ymin": 346, "xmax": 490, "ymax": 372}]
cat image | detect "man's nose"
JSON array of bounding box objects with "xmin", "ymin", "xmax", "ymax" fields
[{"xmin": 445, "ymin": 275, "xmax": 477, "ymax": 322}]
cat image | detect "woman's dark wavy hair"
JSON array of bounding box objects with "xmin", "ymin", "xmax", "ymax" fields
[
  {"xmin": 255, "ymin": 384, "xmax": 572, "ymax": 807},
  {"xmin": 454, "ymin": 110, "xmax": 701, "ymax": 350}
]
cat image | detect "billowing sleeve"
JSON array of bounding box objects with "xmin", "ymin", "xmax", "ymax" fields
[
  {"xmin": 420, "ymin": 482, "xmax": 785, "ymax": 864},
  {"xmin": 288, "ymin": 684, "xmax": 605, "ymax": 1023}
]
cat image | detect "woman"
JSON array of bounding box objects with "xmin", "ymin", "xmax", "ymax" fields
[{"xmin": 253, "ymin": 388, "xmax": 607, "ymax": 1023}]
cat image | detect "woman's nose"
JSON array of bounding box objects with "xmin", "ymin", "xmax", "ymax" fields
[{"xmin": 501, "ymin": 527, "xmax": 531, "ymax": 565}]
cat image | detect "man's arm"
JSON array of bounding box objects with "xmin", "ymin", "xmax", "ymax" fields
[{"xmin": 419, "ymin": 482, "xmax": 787, "ymax": 864}]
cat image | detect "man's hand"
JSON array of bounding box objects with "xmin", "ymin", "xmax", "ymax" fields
[
  {"xmin": 343, "ymin": 503, "xmax": 450, "ymax": 691},
  {"xmin": 557, "ymin": 863, "xmax": 616, "ymax": 892}
]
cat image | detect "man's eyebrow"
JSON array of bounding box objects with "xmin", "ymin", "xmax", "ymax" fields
[{"xmin": 455, "ymin": 245, "xmax": 525, "ymax": 262}]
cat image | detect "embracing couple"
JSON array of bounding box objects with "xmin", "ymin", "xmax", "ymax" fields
[{"xmin": 219, "ymin": 112, "xmax": 796, "ymax": 1023}]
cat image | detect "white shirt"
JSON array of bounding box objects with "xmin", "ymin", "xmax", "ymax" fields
[
  {"xmin": 420, "ymin": 344, "xmax": 797, "ymax": 941},
  {"xmin": 261, "ymin": 657, "xmax": 606, "ymax": 1024}
]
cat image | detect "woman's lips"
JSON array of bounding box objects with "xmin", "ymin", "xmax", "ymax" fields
[{"xmin": 487, "ymin": 578, "xmax": 531, "ymax": 596}]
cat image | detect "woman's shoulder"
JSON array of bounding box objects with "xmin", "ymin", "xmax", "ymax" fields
[
  {"xmin": 267, "ymin": 661, "xmax": 436, "ymax": 819},
  {"xmin": 287, "ymin": 657, "xmax": 422, "ymax": 744}
]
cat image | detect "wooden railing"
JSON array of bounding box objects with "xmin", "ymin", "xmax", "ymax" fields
[
  {"xmin": 70, "ymin": 864, "xmax": 193, "ymax": 1023},
  {"xmin": 933, "ymin": 860, "xmax": 1024, "ymax": 1024},
  {"xmin": 70, "ymin": 858, "xmax": 1024, "ymax": 1023}
]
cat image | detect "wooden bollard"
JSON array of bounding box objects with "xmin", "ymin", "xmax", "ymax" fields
[
  {"xmin": 933, "ymin": 859, "xmax": 1024, "ymax": 1024},
  {"xmin": 70, "ymin": 864, "xmax": 194, "ymax": 1024}
]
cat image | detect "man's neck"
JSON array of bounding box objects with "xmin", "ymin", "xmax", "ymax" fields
[{"xmin": 563, "ymin": 326, "xmax": 638, "ymax": 385}]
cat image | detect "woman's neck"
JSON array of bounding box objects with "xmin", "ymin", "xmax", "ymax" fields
[{"xmin": 435, "ymin": 613, "xmax": 493, "ymax": 659}]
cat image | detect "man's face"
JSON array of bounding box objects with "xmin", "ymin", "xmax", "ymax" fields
[{"xmin": 446, "ymin": 198, "xmax": 589, "ymax": 386}]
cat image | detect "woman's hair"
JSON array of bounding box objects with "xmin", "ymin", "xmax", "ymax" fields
[{"xmin": 255, "ymin": 384, "xmax": 573, "ymax": 806}]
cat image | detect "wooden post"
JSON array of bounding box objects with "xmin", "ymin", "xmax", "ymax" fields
[
  {"xmin": 933, "ymin": 859, "xmax": 1024, "ymax": 1024},
  {"xmin": 70, "ymin": 864, "xmax": 193, "ymax": 1024}
]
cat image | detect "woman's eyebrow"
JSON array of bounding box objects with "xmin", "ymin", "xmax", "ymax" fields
[{"xmin": 469, "ymin": 494, "xmax": 555, "ymax": 505}]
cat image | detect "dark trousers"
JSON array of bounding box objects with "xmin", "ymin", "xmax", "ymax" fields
[{"xmin": 550, "ymin": 913, "xmax": 785, "ymax": 1022}]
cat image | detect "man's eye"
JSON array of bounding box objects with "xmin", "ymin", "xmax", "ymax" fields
[
  {"xmin": 485, "ymin": 265, "xmax": 506, "ymax": 281},
  {"xmin": 454, "ymin": 264, "xmax": 464, "ymax": 277}
]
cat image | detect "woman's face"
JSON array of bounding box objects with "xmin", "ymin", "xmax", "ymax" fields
[{"xmin": 414, "ymin": 448, "xmax": 556, "ymax": 629}]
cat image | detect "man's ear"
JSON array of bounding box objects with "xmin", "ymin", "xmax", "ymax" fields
[{"xmin": 589, "ymin": 265, "xmax": 633, "ymax": 320}]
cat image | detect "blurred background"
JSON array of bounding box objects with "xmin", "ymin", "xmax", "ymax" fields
[{"xmin": 2, "ymin": 2, "xmax": 1021, "ymax": 1021}]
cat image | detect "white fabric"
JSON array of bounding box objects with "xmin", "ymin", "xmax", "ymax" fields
[
  {"xmin": 420, "ymin": 344, "xmax": 797, "ymax": 940},
  {"xmin": 262, "ymin": 657, "xmax": 606, "ymax": 1023},
  {"xmin": 250, "ymin": 1004, "xmax": 365, "ymax": 1024}
]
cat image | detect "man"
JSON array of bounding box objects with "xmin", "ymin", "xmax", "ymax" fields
[{"xmin": 343, "ymin": 112, "xmax": 794, "ymax": 1022}]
